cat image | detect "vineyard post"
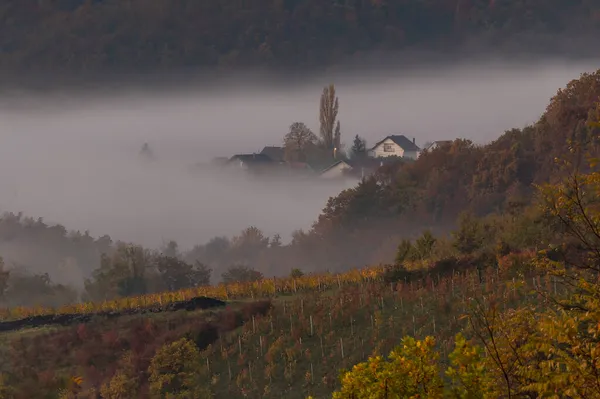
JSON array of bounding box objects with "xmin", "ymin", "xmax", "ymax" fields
[
  {"xmin": 290, "ymin": 314, "xmax": 293, "ymax": 332},
  {"xmin": 252, "ymin": 315, "xmax": 256, "ymax": 333},
  {"xmin": 259, "ymin": 336, "xmax": 263, "ymax": 355},
  {"xmin": 310, "ymin": 362, "xmax": 314, "ymax": 384},
  {"xmin": 337, "ymin": 275, "xmax": 341, "ymax": 288},
  {"xmin": 361, "ymin": 338, "xmax": 365, "ymax": 358},
  {"xmin": 270, "ymin": 318, "xmax": 274, "ymax": 334},
  {"xmin": 320, "ymin": 335, "xmax": 324, "ymax": 357},
  {"xmin": 380, "ymin": 296, "xmax": 384, "ymax": 310},
  {"xmin": 283, "ymin": 301, "xmax": 286, "ymax": 315},
  {"xmin": 228, "ymin": 360, "xmax": 232, "ymax": 381},
  {"xmin": 329, "ymin": 312, "xmax": 332, "ymax": 328},
  {"xmin": 433, "ymin": 317, "xmax": 436, "ymax": 334},
  {"xmin": 206, "ymin": 357, "xmax": 210, "ymax": 374},
  {"xmin": 249, "ymin": 362, "xmax": 253, "ymax": 383},
  {"xmin": 350, "ymin": 317, "xmax": 354, "ymax": 336},
  {"xmin": 238, "ymin": 336, "xmax": 242, "ymax": 356},
  {"xmin": 371, "ymin": 314, "xmax": 374, "ymax": 329},
  {"xmin": 340, "ymin": 337, "xmax": 344, "ymax": 359},
  {"xmin": 412, "ymin": 315, "xmax": 416, "ymax": 337},
  {"xmin": 310, "ymin": 315, "xmax": 314, "ymax": 336},
  {"xmin": 301, "ymin": 299, "xmax": 304, "ymax": 315},
  {"xmin": 294, "ymin": 279, "xmax": 297, "ymax": 293}
]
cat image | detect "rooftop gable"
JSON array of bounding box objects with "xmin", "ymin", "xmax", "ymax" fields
[
  {"xmin": 372, "ymin": 135, "xmax": 420, "ymax": 152},
  {"xmin": 260, "ymin": 146, "xmax": 285, "ymax": 162},
  {"xmin": 319, "ymin": 159, "xmax": 352, "ymax": 174},
  {"xmin": 424, "ymin": 140, "xmax": 453, "ymax": 151}
]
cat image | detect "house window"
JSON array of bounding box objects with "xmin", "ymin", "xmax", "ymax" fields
[{"xmin": 383, "ymin": 143, "xmax": 395, "ymax": 152}]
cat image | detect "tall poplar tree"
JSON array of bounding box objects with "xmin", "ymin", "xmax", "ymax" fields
[{"xmin": 319, "ymin": 84, "xmax": 339, "ymax": 150}]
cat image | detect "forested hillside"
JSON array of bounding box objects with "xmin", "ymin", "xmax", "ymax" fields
[{"xmin": 0, "ymin": 0, "xmax": 598, "ymax": 75}]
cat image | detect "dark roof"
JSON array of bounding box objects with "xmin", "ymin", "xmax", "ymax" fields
[
  {"xmin": 260, "ymin": 146, "xmax": 285, "ymax": 162},
  {"xmin": 320, "ymin": 159, "xmax": 352, "ymax": 174},
  {"xmin": 372, "ymin": 135, "xmax": 420, "ymax": 152},
  {"xmin": 424, "ymin": 140, "xmax": 453, "ymax": 151},
  {"xmin": 228, "ymin": 153, "xmax": 273, "ymax": 164}
]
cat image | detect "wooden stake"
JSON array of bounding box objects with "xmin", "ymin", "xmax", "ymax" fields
[{"xmin": 320, "ymin": 335, "xmax": 324, "ymax": 357}]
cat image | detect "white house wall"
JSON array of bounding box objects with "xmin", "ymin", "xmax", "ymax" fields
[
  {"xmin": 368, "ymin": 138, "xmax": 419, "ymax": 160},
  {"xmin": 369, "ymin": 138, "xmax": 404, "ymax": 158}
]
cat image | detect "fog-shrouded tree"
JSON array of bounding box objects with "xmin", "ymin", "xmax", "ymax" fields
[
  {"xmin": 319, "ymin": 84, "xmax": 339, "ymax": 150},
  {"xmin": 156, "ymin": 255, "xmax": 212, "ymax": 291},
  {"xmin": 270, "ymin": 233, "xmax": 282, "ymax": 248},
  {"xmin": 231, "ymin": 226, "xmax": 270, "ymax": 262},
  {"xmin": 283, "ymin": 122, "xmax": 318, "ymax": 162},
  {"xmin": 84, "ymin": 243, "xmax": 152, "ymax": 301},
  {"xmin": 350, "ymin": 134, "xmax": 367, "ymax": 159},
  {"xmin": 334, "ymin": 120, "xmax": 342, "ymax": 151},
  {"xmin": 0, "ymin": 258, "xmax": 8, "ymax": 300},
  {"xmin": 221, "ymin": 265, "xmax": 263, "ymax": 284},
  {"xmin": 4, "ymin": 270, "xmax": 78, "ymax": 308},
  {"xmin": 160, "ymin": 240, "xmax": 180, "ymax": 258}
]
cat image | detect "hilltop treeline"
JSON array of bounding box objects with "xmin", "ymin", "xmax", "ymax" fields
[{"xmin": 0, "ymin": 0, "xmax": 598, "ymax": 76}]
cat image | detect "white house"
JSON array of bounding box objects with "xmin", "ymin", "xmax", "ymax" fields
[
  {"xmin": 368, "ymin": 135, "xmax": 420, "ymax": 160},
  {"xmin": 319, "ymin": 160, "xmax": 354, "ymax": 179}
]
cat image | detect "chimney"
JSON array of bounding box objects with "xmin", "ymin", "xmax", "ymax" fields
[{"xmin": 412, "ymin": 137, "xmax": 416, "ymax": 144}]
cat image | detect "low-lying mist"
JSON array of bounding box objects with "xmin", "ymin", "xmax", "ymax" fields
[{"xmin": 0, "ymin": 57, "xmax": 598, "ymax": 251}]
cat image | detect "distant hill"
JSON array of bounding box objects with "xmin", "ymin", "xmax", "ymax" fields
[{"xmin": 0, "ymin": 0, "xmax": 598, "ymax": 76}]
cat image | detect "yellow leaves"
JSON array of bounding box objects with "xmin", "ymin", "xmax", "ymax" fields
[
  {"xmin": 332, "ymin": 336, "xmax": 444, "ymax": 399},
  {"xmin": 148, "ymin": 338, "xmax": 208, "ymax": 398},
  {"xmin": 71, "ymin": 376, "xmax": 83, "ymax": 386}
]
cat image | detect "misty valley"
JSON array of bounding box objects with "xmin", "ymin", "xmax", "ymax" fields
[{"xmin": 0, "ymin": 19, "xmax": 599, "ymax": 397}]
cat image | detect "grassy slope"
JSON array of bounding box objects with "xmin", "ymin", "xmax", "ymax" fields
[{"xmin": 0, "ymin": 259, "xmax": 545, "ymax": 398}]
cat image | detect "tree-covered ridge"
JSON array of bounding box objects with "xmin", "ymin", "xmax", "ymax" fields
[{"xmin": 0, "ymin": 0, "xmax": 598, "ymax": 74}]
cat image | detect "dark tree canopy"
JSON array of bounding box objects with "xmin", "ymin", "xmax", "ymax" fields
[{"xmin": 0, "ymin": 0, "xmax": 596, "ymax": 76}]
